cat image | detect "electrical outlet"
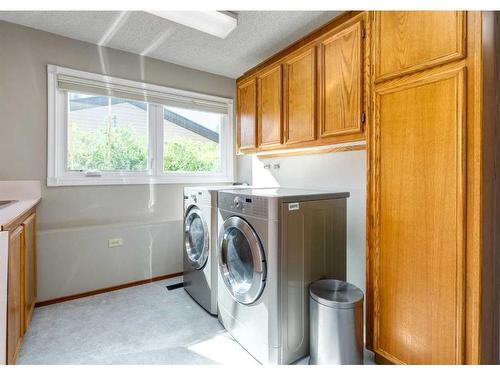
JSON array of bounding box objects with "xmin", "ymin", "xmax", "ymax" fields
[{"xmin": 108, "ymin": 238, "xmax": 123, "ymax": 248}]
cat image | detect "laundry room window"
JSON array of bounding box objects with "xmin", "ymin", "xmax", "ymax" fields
[
  {"xmin": 47, "ymin": 65, "xmax": 234, "ymax": 186},
  {"xmin": 163, "ymin": 106, "xmax": 222, "ymax": 173},
  {"xmin": 67, "ymin": 94, "xmax": 149, "ymax": 172}
]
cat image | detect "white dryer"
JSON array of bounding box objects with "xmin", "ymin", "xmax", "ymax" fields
[
  {"xmin": 217, "ymin": 188, "xmax": 349, "ymax": 364},
  {"xmin": 183, "ymin": 185, "xmax": 253, "ymax": 315}
]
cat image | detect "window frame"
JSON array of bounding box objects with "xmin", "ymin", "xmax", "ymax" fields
[{"xmin": 47, "ymin": 65, "xmax": 234, "ymax": 187}]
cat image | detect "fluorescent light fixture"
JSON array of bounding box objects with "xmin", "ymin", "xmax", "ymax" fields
[{"xmin": 146, "ymin": 11, "xmax": 237, "ymax": 39}]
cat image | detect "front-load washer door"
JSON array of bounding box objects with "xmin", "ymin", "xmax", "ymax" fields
[
  {"xmin": 219, "ymin": 216, "xmax": 266, "ymax": 305},
  {"xmin": 184, "ymin": 206, "xmax": 209, "ymax": 270}
]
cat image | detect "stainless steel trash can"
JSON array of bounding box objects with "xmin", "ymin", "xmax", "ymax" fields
[{"xmin": 309, "ymin": 279, "xmax": 364, "ymax": 365}]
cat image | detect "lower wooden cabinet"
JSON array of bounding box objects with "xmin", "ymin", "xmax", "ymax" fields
[
  {"xmin": 5, "ymin": 210, "xmax": 37, "ymax": 364},
  {"xmin": 22, "ymin": 213, "xmax": 36, "ymax": 334},
  {"xmin": 7, "ymin": 226, "xmax": 23, "ymax": 365}
]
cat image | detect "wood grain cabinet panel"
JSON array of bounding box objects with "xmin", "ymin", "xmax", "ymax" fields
[
  {"xmin": 318, "ymin": 19, "xmax": 364, "ymax": 138},
  {"xmin": 374, "ymin": 11, "xmax": 466, "ymax": 81},
  {"xmin": 7, "ymin": 226, "xmax": 23, "ymax": 365},
  {"xmin": 22, "ymin": 213, "xmax": 36, "ymax": 334},
  {"xmin": 237, "ymin": 79, "xmax": 257, "ymax": 152},
  {"xmin": 257, "ymin": 66, "xmax": 283, "ymax": 149},
  {"xmin": 283, "ymin": 47, "xmax": 316, "ymax": 144},
  {"xmin": 372, "ymin": 66, "xmax": 466, "ymax": 364}
]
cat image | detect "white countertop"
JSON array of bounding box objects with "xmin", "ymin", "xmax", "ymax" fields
[
  {"xmin": 0, "ymin": 199, "xmax": 40, "ymax": 230},
  {"xmin": 0, "ymin": 181, "xmax": 41, "ymax": 230}
]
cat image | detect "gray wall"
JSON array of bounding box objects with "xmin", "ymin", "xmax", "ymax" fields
[
  {"xmin": 0, "ymin": 20, "xmax": 236, "ymax": 301},
  {"xmin": 237, "ymin": 150, "xmax": 366, "ymax": 293}
]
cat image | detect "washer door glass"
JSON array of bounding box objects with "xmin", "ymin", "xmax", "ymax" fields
[
  {"xmin": 184, "ymin": 206, "xmax": 209, "ymax": 270},
  {"xmin": 219, "ymin": 216, "xmax": 266, "ymax": 304}
]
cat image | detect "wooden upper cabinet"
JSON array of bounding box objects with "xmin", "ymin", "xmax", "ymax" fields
[
  {"xmin": 236, "ymin": 11, "xmax": 369, "ymax": 153},
  {"xmin": 318, "ymin": 17, "xmax": 364, "ymax": 139},
  {"xmin": 372, "ymin": 66, "xmax": 466, "ymax": 364},
  {"xmin": 237, "ymin": 79, "xmax": 257, "ymax": 152},
  {"xmin": 257, "ymin": 65, "xmax": 283, "ymax": 149},
  {"xmin": 7, "ymin": 226, "xmax": 23, "ymax": 365},
  {"xmin": 22, "ymin": 213, "xmax": 36, "ymax": 334},
  {"xmin": 374, "ymin": 11, "xmax": 466, "ymax": 81},
  {"xmin": 283, "ymin": 47, "xmax": 316, "ymax": 145}
]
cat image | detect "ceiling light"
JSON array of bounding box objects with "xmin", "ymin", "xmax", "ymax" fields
[{"xmin": 146, "ymin": 11, "xmax": 237, "ymax": 39}]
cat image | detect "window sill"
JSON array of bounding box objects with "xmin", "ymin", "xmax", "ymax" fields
[{"xmin": 47, "ymin": 175, "xmax": 234, "ymax": 187}]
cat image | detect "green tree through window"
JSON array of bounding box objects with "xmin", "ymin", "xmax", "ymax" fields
[
  {"xmin": 163, "ymin": 139, "xmax": 219, "ymax": 172},
  {"xmin": 68, "ymin": 122, "xmax": 148, "ymax": 171},
  {"xmin": 68, "ymin": 122, "xmax": 219, "ymax": 172}
]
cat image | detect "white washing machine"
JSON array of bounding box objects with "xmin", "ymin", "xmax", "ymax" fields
[
  {"xmin": 217, "ymin": 188, "xmax": 349, "ymax": 364},
  {"xmin": 183, "ymin": 185, "xmax": 253, "ymax": 315}
]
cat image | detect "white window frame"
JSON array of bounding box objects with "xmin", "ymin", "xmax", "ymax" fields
[{"xmin": 47, "ymin": 65, "xmax": 234, "ymax": 186}]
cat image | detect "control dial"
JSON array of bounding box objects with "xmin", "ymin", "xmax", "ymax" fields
[{"xmin": 233, "ymin": 196, "xmax": 243, "ymax": 209}]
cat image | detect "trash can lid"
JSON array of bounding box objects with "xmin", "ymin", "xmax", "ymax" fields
[{"xmin": 310, "ymin": 279, "xmax": 364, "ymax": 309}]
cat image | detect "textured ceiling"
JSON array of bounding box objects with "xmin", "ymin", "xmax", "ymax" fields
[{"xmin": 0, "ymin": 11, "xmax": 341, "ymax": 78}]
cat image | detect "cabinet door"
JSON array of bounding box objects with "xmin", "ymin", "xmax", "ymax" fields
[
  {"xmin": 371, "ymin": 66, "xmax": 466, "ymax": 364},
  {"xmin": 22, "ymin": 213, "xmax": 36, "ymax": 333},
  {"xmin": 374, "ymin": 11, "xmax": 466, "ymax": 81},
  {"xmin": 237, "ymin": 79, "xmax": 257, "ymax": 152},
  {"xmin": 257, "ymin": 66, "xmax": 282, "ymax": 149},
  {"xmin": 318, "ymin": 19, "xmax": 364, "ymax": 138},
  {"xmin": 7, "ymin": 226, "xmax": 23, "ymax": 365},
  {"xmin": 283, "ymin": 47, "xmax": 316, "ymax": 145}
]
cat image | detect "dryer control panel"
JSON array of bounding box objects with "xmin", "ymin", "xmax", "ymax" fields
[{"xmin": 218, "ymin": 192, "xmax": 268, "ymax": 218}]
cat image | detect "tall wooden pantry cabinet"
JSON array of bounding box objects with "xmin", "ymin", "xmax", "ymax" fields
[{"xmin": 366, "ymin": 11, "xmax": 500, "ymax": 364}]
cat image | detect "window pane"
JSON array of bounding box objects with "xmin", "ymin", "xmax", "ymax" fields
[
  {"xmin": 163, "ymin": 106, "xmax": 222, "ymax": 173},
  {"xmin": 67, "ymin": 93, "xmax": 149, "ymax": 171}
]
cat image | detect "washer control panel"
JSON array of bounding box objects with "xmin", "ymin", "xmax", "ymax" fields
[
  {"xmin": 183, "ymin": 189, "xmax": 211, "ymax": 206},
  {"xmin": 218, "ymin": 192, "xmax": 268, "ymax": 217}
]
